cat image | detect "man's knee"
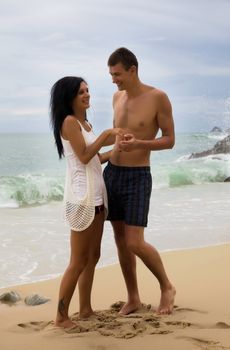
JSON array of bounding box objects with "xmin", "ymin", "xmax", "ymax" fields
[
  {"xmin": 125, "ymin": 225, "xmax": 145, "ymax": 254},
  {"xmin": 112, "ymin": 221, "xmax": 125, "ymax": 242},
  {"xmin": 126, "ymin": 238, "xmax": 140, "ymax": 254}
]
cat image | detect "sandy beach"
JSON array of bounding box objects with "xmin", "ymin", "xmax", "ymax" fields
[{"xmin": 1, "ymin": 243, "xmax": 230, "ymax": 350}]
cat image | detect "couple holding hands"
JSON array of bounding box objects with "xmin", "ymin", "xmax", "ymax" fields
[{"xmin": 50, "ymin": 47, "xmax": 176, "ymax": 329}]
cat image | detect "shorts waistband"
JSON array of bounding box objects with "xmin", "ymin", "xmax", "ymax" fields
[{"xmin": 107, "ymin": 161, "xmax": 150, "ymax": 172}]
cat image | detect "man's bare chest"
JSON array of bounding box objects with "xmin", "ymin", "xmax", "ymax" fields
[{"xmin": 114, "ymin": 99, "xmax": 157, "ymax": 131}]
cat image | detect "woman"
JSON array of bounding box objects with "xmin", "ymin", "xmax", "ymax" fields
[{"xmin": 50, "ymin": 76, "xmax": 122, "ymax": 328}]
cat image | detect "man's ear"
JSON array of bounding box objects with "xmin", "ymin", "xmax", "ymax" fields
[{"xmin": 130, "ymin": 65, "xmax": 137, "ymax": 74}]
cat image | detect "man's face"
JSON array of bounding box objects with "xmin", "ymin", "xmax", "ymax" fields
[{"xmin": 109, "ymin": 63, "xmax": 133, "ymax": 91}]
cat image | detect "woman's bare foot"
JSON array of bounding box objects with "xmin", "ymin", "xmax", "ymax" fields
[
  {"xmin": 119, "ymin": 301, "xmax": 142, "ymax": 315},
  {"xmin": 78, "ymin": 309, "xmax": 95, "ymax": 319},
  {"xmin": 55, "ymin": 318, "xmax": 76, "ymax": 329},
  {"xmin": 156, "ymin": 286, "xmax": 176, "ymax": 315}
]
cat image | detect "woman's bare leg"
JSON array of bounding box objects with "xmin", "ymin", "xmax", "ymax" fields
[
  {"xmin": 55, "ymin": 226, "xmax": 94, "ymax": 328},
  {"xmin": 78, "ymin": 212, "xmax": 104, "ymax": 318}
]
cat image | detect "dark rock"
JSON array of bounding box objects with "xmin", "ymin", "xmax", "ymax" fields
[
  {"xmin": 210, "ymin": 126, "xmax": 222, "ymax": 133},
  {"xmin": 224, "ymin": 177, "xmax": 230, "ymax": 182},
  {"xmin": 24, "ymin": 294, "xmax": 50, "ymax": 306},
  {"xmin": 0, "ymin": 291, "xmax": 21, "ymax": 303},
  {"xmin": 189, "ymin": 135, "xmax": 230, "ymax": 159},
  {"xmin": 213, "ymin": 135, "xmax": 230, "ymax": 153}
]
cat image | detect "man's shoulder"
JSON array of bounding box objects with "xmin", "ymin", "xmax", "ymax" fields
[
  {"xmin": 144, "ymin": 85, "xmax": 167, "ymax": 98},
  {"xmin": 113, "ymin": 90, "xmax": 125, "ymax": 103},
  {"xmin": 113, "ymin": 90, "xmax": 124, "ymax": 97},
  {"xmin": 142, "ymin": 86, "xmax": 171, "ymax": 113}
]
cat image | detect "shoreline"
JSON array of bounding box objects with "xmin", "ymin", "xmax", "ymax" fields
[
  {"xmin": 1, "ymin": 243, "xmax": 230, "ymax": 349},
  {"xmin": 2, "ymin": 240, "xmax": 230, "ymax": 290}
]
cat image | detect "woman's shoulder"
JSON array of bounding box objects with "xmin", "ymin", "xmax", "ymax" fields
[
  {"xmin": 64, "ymin": 115, "xmax": 77, "ymax": 123},
  {"xmin": 63, "ymin": 115, "xmax": 80, "ymax": 129},
  {"xmin": 62, "ymin": 115, "xmax": 81, "ymax": 139}
]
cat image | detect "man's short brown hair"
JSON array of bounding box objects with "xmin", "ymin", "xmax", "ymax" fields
[{"xmin": 108, "ymin": 47, "xmax": 138, "ymax": 71}]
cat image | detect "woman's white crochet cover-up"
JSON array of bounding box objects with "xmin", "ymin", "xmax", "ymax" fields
[
  {"xmin": 64, "ymin": 159, "xmax": 96, "ymax": 231},
  {"xmin": 61, "ymin": 120, "xmax": 107, "ymax": 231}
]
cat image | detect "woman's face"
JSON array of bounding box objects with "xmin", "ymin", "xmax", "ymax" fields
[{"xmin": 73, "ymin": 81, "xmax": 90, "ymax": 111}]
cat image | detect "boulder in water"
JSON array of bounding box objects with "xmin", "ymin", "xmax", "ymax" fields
[{"xmin": 189, "ymin": 135, "xmax": 230, "ymax": 159}]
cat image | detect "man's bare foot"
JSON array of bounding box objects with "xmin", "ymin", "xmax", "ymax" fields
[
  {"xmin": 156, "ymin": 286, "xmax": 176, "ymax": 315},
  {"xmin": 55, "ymin": 318, "xmax": 76, "ymax": 329},
  {"xmin": 119, "ymin": 301, "xmax": 142, "ymax": 315}
]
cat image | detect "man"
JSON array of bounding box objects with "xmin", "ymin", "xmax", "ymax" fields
[{"xmin": 103, "ymin": 47, "xmax": 176, "ymax": 315}]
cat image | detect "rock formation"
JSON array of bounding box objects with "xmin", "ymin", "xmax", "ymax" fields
[
  {"xmin": 210, "ymin": 126, "xmax": 222, "ymax": 133},
  {"xmin": 189, "ymin": 135, "xmax": 230, "ymax": 159}
]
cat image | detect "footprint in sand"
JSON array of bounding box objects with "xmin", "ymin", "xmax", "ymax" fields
[
  {"xmin": 100, "ymin": 321, "xmax": 147, "ymax": 339},
  {"xmin": 174, "ymin": 307, "xmax": 208, "ymax": 314},
  {"xmin": 18, "ymin": 321, "xmax": 53, "ymax": 332},
  {"xmin": 185, "ymin": 321, "xmax": 230, "ymax": 330},
  {"xmin": 165, "ymin": 320, "xmax": 192, "ymax": 329},
  {"xmin": 98, "ymin": 329, "xmax": 136, "ymax": 339},
  {"xmin": 64, "ymin": 324, "xmax": 89, "ymax": 334},
  {"xmin": 178, "ymin": 336, "xmax": 230, "ymax": 350},
  {"xmin": 214, "ymin": 322, "xmax": 230, "ymax": 329}
]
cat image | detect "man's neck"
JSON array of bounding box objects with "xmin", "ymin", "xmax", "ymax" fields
[{"xmin": 126, "ymin": 79, "xmax": 143, "ymax": 98}]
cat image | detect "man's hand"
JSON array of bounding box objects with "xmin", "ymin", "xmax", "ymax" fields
[{"xmin": 118, "ymin": 133, "xmax": 137, "ymax": 152}]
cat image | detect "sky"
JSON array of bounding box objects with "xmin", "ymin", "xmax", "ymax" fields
[{"xmin": 0, "ymin": 0, "xmax": 230, "ymax": 134}]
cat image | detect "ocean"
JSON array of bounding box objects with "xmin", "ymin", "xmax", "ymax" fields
[{"xmin": 0, "ymin": 131, "xmax": 230, "ymax": 288}]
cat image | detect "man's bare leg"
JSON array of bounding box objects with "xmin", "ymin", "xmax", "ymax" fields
[
  {"xmin": 112, "ymin": 221, "xmax": 142, "ymax": 315},
  {"xmin": 125, "ymin": 225, "xmax": 176, "ymax": 314}
]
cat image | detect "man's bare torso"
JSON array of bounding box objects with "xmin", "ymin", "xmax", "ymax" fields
[{"xmin": 110, "ymin": 85, "xmax": 159, "ymax": 166}]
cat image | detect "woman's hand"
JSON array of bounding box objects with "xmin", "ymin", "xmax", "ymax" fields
[
  {"xmin": 112, "ymin": 127, "xmax": 125, "ymax": 137},
  {"xmin": 102, "ymin": 128, "xmax": 125, "ymax": 146}
]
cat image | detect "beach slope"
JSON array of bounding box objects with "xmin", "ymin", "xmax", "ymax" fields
[{"xmin": 1, "ymin": 243, "xmax": 230, "ymax": 350}]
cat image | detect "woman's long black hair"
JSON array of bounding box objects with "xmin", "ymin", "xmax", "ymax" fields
[{"xmin": 50, "ymin": 76, "xmax": 86, "ymax": 159}]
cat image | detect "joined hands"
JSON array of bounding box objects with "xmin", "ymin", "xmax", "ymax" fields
[{"xmin": 118, "ymin": 133, "xmax": 137, "ymax": 152}]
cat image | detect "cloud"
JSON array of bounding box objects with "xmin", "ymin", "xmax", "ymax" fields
[{"xmin": 0, "ymin": 0, "xmax": 229, "ymax": 132}]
